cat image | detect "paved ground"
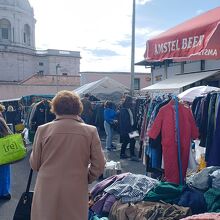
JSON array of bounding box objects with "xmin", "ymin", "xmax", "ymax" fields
[{"xmin": 0, "ymin": 131, "xmax": 146, "ymax": 220}]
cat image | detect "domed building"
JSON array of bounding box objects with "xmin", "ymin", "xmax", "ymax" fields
[
  {"xmin": 0, "ymin": 0, "xmax": 35, "ymax": 49},
  {"xmin": 0, "ymin": 0, "xmax": 81, "ymax": 99}
]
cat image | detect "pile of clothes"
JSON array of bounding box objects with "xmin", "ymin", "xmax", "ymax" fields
[{"xmin": 88, "ymin": 167, "xmax": 220, "ymax": 220}]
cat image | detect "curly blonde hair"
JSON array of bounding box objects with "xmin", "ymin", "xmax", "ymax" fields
[{"xmin": 0, "ymin": 104, "xmax": 5, "ymax": 112}]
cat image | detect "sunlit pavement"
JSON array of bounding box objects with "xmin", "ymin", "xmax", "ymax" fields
[{"xmin": 0, "ymin": 132, "xmax": 146, "ymax": 220}]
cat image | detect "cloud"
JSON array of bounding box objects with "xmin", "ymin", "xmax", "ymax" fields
[
  {"xmin": 86, "ymin": 49, "xmax": 119, "ymax": 57},
  {"xmin": 29, "ymin": 0, "xmax": 156, "ymax": 72},
  {"xmin": 137, "ymin": 0, "xmax": 152, "ymax": 5},
  {"xmin": 136, "ymin": 27, "xmax": 163, "ymax": 38},
  {"xmin": 196, "ymin": 9, "xmax": 204, "ymax": 15}
]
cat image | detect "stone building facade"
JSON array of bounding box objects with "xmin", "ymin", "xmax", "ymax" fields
[{"xmin": 0, "ymin": 0, "xmax": 80, "ymax": 83}]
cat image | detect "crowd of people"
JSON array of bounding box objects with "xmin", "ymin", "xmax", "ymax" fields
[
  {"xmin": 2, "ymin": 90, "xmax": 219, "ymax": 220},
  {"xmin": 80, "ymin": 93, "xmax": 140, "ymax": 161},
  {"xmin": 0, "ymin": 90, "xmax": 142, "ymax": 220}
]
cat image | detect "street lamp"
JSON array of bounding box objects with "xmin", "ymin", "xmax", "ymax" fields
[
  {"xmin": 56, "ymin": 64, "xmax": 61, "ymax": 93},
  {"xmin": 130, "ymin": 0, "xmax": 136, "ymax": 96}
]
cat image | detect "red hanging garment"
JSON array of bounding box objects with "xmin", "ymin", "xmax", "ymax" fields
[{"xmin": 148, "ymin": 101, "xmax": 199, "ymax": 184}]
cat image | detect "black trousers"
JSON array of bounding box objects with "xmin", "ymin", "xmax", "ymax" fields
[{"xmin": 120, "ymin": 135, "xmax": 136, "ymax": 157}]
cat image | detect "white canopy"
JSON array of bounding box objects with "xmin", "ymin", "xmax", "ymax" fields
[
  {"xmin": 141, "ymin": 70, "xmax": 219, "ymax": 94},
  {"xmin": 178, "ymin": 86, "xmax": 220, "ymax": 102},
  {"xmin": 74, "ymin": 77, "xmax": 130, "ymax": 101}
]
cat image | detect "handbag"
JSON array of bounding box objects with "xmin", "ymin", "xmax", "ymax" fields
[
  {"xmin": 13, "ymin": 169, "xmax": 34, "ymax": 220},
  {"xmin": 0, "ymin": 133, "xmax": 27, "ymax": 165}
]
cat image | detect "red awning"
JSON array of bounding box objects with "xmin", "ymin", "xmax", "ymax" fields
[{"xmin": 144, "ymin": 7, "xmax": 220, "ymax": 62}]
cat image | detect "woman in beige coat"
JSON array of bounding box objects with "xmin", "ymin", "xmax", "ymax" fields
[{"xmin": 30, "ymin": 90, "xmax": 106, "ymax": 220}]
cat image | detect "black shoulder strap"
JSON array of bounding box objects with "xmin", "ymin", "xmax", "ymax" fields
[{"xmin": 26, "ymin": 169, "xmax": 33, "ymax": 193}]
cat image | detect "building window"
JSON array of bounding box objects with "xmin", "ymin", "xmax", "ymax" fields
[
  {"xmin": 0, "ymin": 19, "xmax": 11, "ymax": 41},
  {"xmin": 134, "ymin": 78, "xmax": 140, "ymax": 90},
  {"xmin": 12, "ymin": 27, "xmax": 15, "ymax": 42},
  {"xmin": 2, "ymin": 28, "xmax": 9, "ymax": 39},
  {"xmin": 39, "ymin": 62, "xmax": 44, "ymax": 66},
  {"xmin": 168, "ymin": 62, "xmax": 179, "ymax": 67},
  {"xmin": 38, "ymin": 71, "xmax": 44, "ymax": 76},
  {"xmin": 201, "ymin": 60, "xmax": 205, "ymax": 71},
  {"xmin": 62, "ymin": 73, "xmax": 68, "ymax": 76},
  {"xmin": 23, "ymin": 32, "xmax": 26, "ymax": 43},
  {"xmin": 24, "ymin": 24, "xmax": 31, "ymax": 46}
]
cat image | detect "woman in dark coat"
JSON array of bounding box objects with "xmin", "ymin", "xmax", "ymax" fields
[{"xmin": 118, "ymin": 95, "xmax": 138, "ymax": 160}]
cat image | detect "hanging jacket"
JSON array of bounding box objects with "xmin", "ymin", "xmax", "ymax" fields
[{"xmin": 148, "ymin": 100, "xmax": 199, "ymax": 184}]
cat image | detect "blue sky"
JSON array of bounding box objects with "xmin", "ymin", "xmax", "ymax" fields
[{"xmin": 29, "ymin": 0, "xmax": 220, "ymax": 72}]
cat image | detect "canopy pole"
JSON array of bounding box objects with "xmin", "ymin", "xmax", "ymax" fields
[{"xmin": 130, "ymin": 0, "xmax": 136, "ymax": 96}]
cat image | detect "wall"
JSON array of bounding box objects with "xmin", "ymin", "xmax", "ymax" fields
[
  {"xmin": 0, "ymin": 48, "xmax": 81, "ymax": 81},
  {"xmin": 47, "ymin": 55, "xmax": 80, "ymax": 75},
  {"xmin": 184, "ymin": 61, "xmax": 201, "ymax": 73},
  {"xmin": 151, "ymin": 59, "xmax": 220, "ymax": 85},
  {"xmin": 0, "ymin": 84, "xmax": 78, "ymax": 100},
  {"xmin": 167, "ymin": 64, "xmax": 182, "ymax": 77},
  {"xmin": 152, "ymin": 67, "xmax": 166, "ymax": 84},
  {"xmin": 205, "ymin": 60, "xmax": 220, "ymax": 70},
  {"xmin": 0, "ymin": 48, "xmax": 35, "ymax": 81}
]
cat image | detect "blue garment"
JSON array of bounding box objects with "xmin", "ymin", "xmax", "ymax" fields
[
  {"xmin": 88, "ymin": 209, "xmax": 108, "ymax": 220},
  {"xmin": 104, "ymin": 108, "xmax": 116, "ymax": 124},
  {"xmin": 0, "ymin": 164, "xmax": 10, "ymax": 196},
  {"xmin": 104, "ymin": 121, "xmax": 113, "ymax": 149},
  {"xmin": 177, "ymin": 186, "xmax": 207, "ymax": 214},
  {"xmin": 205, "ymin": 93, "xmax": 217, "ymax": 161},
  {"xmin": 200, "ymin": 94, "xmax": 211, "ymax": 147},
  {"xmin": 146, "ymin": 99, "xmax": 170, "ymax": 173},
  {"xmin": 208, "ymin": 95, "xmax": 220, "ymax": 166},
  {"xmin": 104, "ymin": 108, "xmax": 116, "ymax": 149}
]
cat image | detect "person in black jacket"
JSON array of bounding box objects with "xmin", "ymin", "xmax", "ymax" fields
[
  {"xmin": 80, "ymin": 93, "xmax": 93, "ymax": 125},
  {"xmin": 119, "ymin": 95, "xmax": 138, "ymax": 161},
  {"xmin": 28, "ymin": 100, "xmax": 55, "ymax": 142}
]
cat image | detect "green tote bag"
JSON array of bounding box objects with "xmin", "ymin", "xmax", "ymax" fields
[{"xmin": 0, "ymin": 133, "xmax": 27, "ymax": 165}]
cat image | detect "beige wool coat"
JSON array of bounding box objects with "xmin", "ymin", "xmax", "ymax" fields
[{"xmin": 29, "ymin": 115, "xmax": 105, "ymax": 220}]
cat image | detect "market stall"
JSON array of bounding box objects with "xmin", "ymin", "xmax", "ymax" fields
[
  {"xmin": 74, "ymin": 77, "xmax": 130, "ymax": 102},
  {"xmin": 144, "ymin": 7, "xmax": 220, "ymax": 62},
  {"xmin": 140, "ymin": 71, "xmax": 220, "ymax": 96}
]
